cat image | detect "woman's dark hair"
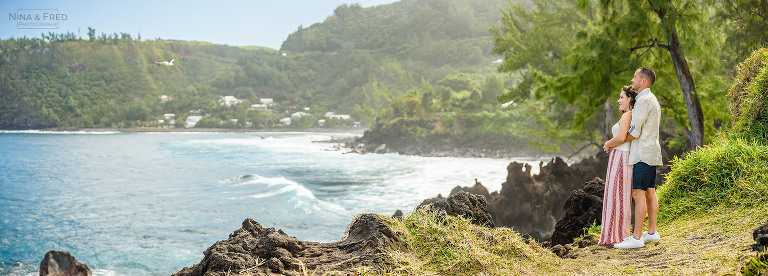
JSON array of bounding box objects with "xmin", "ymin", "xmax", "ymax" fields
[{"xmin": 622, "ymin": 85, "xmax": 637, "ymax": 111}]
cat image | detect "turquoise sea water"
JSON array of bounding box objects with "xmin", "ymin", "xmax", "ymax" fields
[{"xmin": 0, "ymin": 131, "xmax": 547, "ymax": 275}]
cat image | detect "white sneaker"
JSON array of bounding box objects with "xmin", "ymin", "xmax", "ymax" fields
[
  {"xmin": 614, "ymin": 237, "xmax": 644, "ymax": 249},
  {"xmin": 641, "ymin": 231, "xmax": 661, "ymax": 242}
]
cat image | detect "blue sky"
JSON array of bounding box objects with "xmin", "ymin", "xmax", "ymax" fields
[{"xmin": 1, "ymin": 0, "xmax": 398, "ymax": 50}]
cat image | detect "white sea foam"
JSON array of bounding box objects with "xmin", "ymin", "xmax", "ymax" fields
[
  {"xmin": 185, "ymin": 133, "xmax": 350, "ymax": 154},
  {"xmin": 92, "ymin": 269, "xmax": 118, "ymax": 276},
  {"xmin": 221, "ymin": 174, "xmax": 346, "ymax": 214}
]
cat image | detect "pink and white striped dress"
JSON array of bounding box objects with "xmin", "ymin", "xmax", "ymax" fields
[{"xmin": 598, "ymin": 122, "xmax": 633, "ymax": 245}]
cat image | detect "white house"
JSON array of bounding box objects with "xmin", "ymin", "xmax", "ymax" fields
[
  {"xmin": 185, "ymin": 116, "xmax": 203, "ymax": 128},
  {"xmin": 280, "ymin": 117, "xmax": 292, "ymax": 126},
  {"xmin": 250, "ymin": 104, "xmax": 268, "ymax": 111},
  {"xmin": 291, "ymin": 112, "xmax": 310, "ymax": 118},
  {"xmin": 220, "ymin": 96, "xmax": 242, "ymax": 107},
  {"xmin": 329, "ymin": 114, "xmax": 352, "ymax": 120},
  {"xmin": 163, "ymin": 114, "xmax": 175, "ymax": 119},
  {"xmin": 260, "ymin": 98, "xmax": 274, "ymax": 105},
  {"xmin": 324, "ymin": 112, "xmax": 351, "ymax": 120}
]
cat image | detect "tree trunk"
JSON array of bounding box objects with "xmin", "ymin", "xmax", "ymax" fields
[
  {"xmin": 604, "ymin": 99, "xmax": 614, "ymax": 141},
  {"xmin": 651, "ymin": 0, "xmax": 705, "ymax": 150}
]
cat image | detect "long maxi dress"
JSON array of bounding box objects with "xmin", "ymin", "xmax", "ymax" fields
[{"xmin": 598, "ymin": 121, "xmax": 633, "ymax": 245}]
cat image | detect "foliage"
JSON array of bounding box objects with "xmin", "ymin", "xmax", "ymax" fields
[
  {"xmin": 713, "ymin": 0, "xmax": 768, "ymax": 70},
  {"xmin": 489, "ymin": 0, "xmax": 602, "ymax": 155},
  {"xmin": 742, "ymin": 253, "xmax": 768, "ymax": 276}
]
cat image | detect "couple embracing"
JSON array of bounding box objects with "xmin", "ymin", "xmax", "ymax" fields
[{"xmin": 599, "ymin": 67, "xmax": 663, "ymax": 249}]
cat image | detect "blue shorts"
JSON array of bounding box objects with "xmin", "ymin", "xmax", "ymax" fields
[{"xmin": 633, "ymin": 162, "xmax": 657, "ymax": 190}]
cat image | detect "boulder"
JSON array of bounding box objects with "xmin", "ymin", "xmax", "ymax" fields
[
  {"xmin": 174, "ymin": 214, "xmax": 402, "ymax": 276},
  {"xmin": 416, "ymin": 191, "xmax": 494, "ymax": 227},
  {"xmin": 550, "ymin": 244, "xmax": 570, "ymax": 258},
  {"xmin": 550, "ymin": 178, "xmax": 605, "ymax": 245},
  {"xmin": 392, "ymin": 210, "xmax": 404, "ymax": 220},
  {"xmin": 577, "ymin": 234, "xmax": 599, "ymax": 248},
  {"xmin": 449, "ymin": 179, "xmax": 490, "ymax": 199},
  {"xmin": 752, "ymin": 219, "xmax": 768, "ymax": 252},
  {"xmin": 39, "ymin": 251, "xmax": 91, "ymax": 276}
]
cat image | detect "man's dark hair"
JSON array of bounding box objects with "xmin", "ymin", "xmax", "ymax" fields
[{"xmin": 638, "ymin": 67, "xmax": 656, "ymax": 85}]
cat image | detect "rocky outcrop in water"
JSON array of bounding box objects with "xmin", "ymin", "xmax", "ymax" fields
[
  {"xmin": 39, "ymin": 251, "xmax": 91, "ymax": 276},
  {"xmin": 174, "ymin": 214, "xmax": 402, "ymax": 276},
  {"xmin": 416, "ymin": 191, "xmax": 495, "ymax": 227},
  {"xmin": 415, "ymin": 153, "xmax": 609, "ymax": 239},
  {"xmin": 550, "ymin": 178, "xmax": 605, "ymax": 245},
  {"xmin": 347, "ymin": 119, "xmax": 539, "ymax": 158}
]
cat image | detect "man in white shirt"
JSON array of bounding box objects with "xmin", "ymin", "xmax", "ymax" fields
[{"xmin": 614, "ymin": 67, "xmax": 663, "ymax": 249}]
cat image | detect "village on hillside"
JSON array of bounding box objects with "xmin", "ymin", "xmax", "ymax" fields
[{"xmin": 152, "ymin": 95, "xmax": 360, "ymax": 129}]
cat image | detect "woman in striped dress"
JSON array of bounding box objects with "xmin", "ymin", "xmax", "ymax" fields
[{"xmin": 599, "ymin": 86, "xmax": 637, "ymax": 245}]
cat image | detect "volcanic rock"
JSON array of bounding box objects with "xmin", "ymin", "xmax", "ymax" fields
[
  {"xmin": 752, "ymin": 219, "xmax": 768, "ymax": 252},
  {"xmin": 416, "ymin": 153, "xmax": 609, "ymax": 239},
  {"xmin": 550, "ymin": 177, "xmax": 605, "ymax": 245},
  {"xmin": 39, "ymin": 251, "xmax": 91, "ymax": 276},
  {"xmin": 174, "ymin": 214, "xmax": 402, "ymax": 275},
  {"xmin": 550, "ymin": 244, "xmax": 571, "ymax": 258},
  {"xmin": 416, "ymin": 191, "xmax": 494, "ymax": 227},
  {"xmin": 449, "ymin": 179, "xmax": 490, "ymax": 199},
  {"xmin": 487, "ymin": 153, "xmax": 608, "ymax": 238}
]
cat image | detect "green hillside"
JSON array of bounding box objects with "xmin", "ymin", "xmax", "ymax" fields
[{"xmin": 0, "ymin": 0, "xmax": 515, "ymax": 129}]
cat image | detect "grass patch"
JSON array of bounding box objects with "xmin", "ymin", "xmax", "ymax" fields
[
  {"xmin": 555, "ymin": 205, "xmax": 768, "ymax": 275},
  {"xmin": 383, "ymin": 209, "xmax": 561, "ymax": 275},
  {"xmin": 379, "ymin": 205, "xmax": 767, "ymax": 275},
  {"xmin": 658, "ymin": 137, "xmax": 768, "ymax": 221}
]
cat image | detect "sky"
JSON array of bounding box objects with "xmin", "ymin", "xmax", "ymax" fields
[{"xmin": 1, "ymin": 0, "xmax": 399, "ymax": 50}]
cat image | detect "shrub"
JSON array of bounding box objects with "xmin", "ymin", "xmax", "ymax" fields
[{"xmin": 727, "ymin": 48, "xmax": 768, "ymax": 142}]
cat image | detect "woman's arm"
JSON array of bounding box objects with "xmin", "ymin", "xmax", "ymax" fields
[{"xmin": 603, "ymin": 112, "xmax": 634, "ymax": 151}]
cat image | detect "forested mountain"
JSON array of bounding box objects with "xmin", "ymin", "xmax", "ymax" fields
[
  {"xmin": 282, "ymin": 0, "xmax": 509, "ymax": 76},
  {"xmin": 0, "ymin": 0, "xmax": 513, "ymax": 129}
]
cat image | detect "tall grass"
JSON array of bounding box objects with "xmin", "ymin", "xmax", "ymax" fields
[
  {"xmin": 658, "ymin": 137, "xmax": 768, "ymax": 220},
  {"xmin": 384, "ymin": 210, "xmax": 559, "ymax": 275}
]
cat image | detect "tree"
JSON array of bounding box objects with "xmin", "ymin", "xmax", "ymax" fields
[
  {"xmin": 714, "ymin": 0, "xmax": 768, "ymax": 69},
  {"xmin": 581, "ymin": 0, "xmax": 724, "ymax": 150},
  {"xmin": 490, "ymin": 0, "xmax": 602, "ymax": 155},
  {"xmin": 482, "ymin": 74, "xmax": 504, "ymax": 106},
  {"xmin": 87, "ymin": 27, "xmax": 95, "ymax": 41}
]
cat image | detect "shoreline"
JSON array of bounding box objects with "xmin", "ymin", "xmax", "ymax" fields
[{"xmin": 1, "ymin": 127, "xmax": 368, "ymax": 135}]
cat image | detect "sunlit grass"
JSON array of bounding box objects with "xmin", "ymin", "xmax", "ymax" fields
[
  {"xmin": 658, "ymin": 137, "xmax": 768, "ymax": 221},
  {"xmin": 383, "ymin": 209, "xmax": 561, "ymax": 275}
]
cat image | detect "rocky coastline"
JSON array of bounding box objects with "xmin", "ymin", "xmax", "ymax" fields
[
  {"xmin": 40, "ymin": 150, "xmax": 767, "ymax": 274},
  {"xmin": 345, "ymin": 120, "xmax": 548, "ymax": 158}
]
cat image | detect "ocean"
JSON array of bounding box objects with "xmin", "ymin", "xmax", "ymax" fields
[{"xmin": 0, "ymin": 131, "xmax": 548, "ymax": 275}]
